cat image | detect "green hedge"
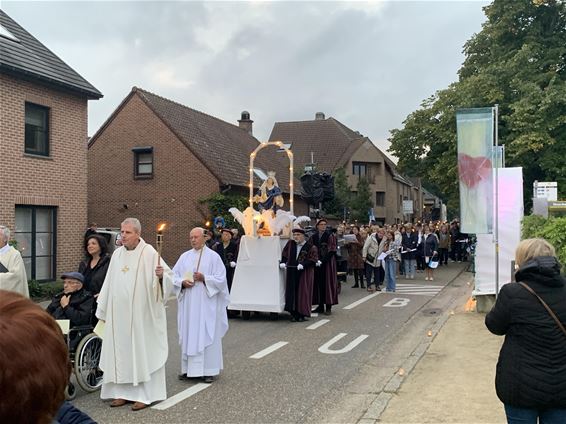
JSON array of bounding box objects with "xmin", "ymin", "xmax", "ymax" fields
[
  {"xmin": 521, "ymin": 216, "xmax": 566, "ymax": 266},
  {"xmin": 29, "ymin": 280, "xmax": 64, "ymax": 301}
]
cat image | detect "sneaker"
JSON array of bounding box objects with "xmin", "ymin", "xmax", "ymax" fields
[
  {"xmin": 425, "ymin": 277, "xmax": 429, "ymax": 281},
  {"xmin": 430, "ymin": 277, "xmax": 434, "ymax": 281}
]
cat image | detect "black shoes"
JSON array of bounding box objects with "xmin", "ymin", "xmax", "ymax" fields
[
  {"xmin": 203, "ymin": 376, "xmax": 214, "ymax": 383},
  {"xmin": 351, "ymin": 284, "xmax": 359, "ymax": 288},
  {"xmin": 313, "ymin": 306, "xmax": 324, "ymax": 313}
]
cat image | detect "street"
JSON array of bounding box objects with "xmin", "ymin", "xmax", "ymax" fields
[{"xmin": 73, "ymin": 263, "xmax": 471, "ymax": 423}]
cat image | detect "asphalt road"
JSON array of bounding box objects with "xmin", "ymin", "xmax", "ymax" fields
[{"xmin": 72, "ymin": 263, "xmax": 470, "ymax": 423}]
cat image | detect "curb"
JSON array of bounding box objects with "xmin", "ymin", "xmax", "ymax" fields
[{"xmin": 358, "ymin": 267, "xmax": 471, "ymax": 423}]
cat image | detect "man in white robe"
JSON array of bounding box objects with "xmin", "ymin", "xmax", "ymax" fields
[
  {"xmin": 173, "ymin": 227, "xmax": 229, "ymax": 383},
  {"xmin": 96, "ymin": 218, "xmax": 173, "ymax": 411},
  {"xmin": 0, "ymin": 225, "xmax": 28, "ymax": 297}
]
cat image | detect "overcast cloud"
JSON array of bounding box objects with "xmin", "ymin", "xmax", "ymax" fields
[{"xmin": 3, "ymin": 0, "xmax": 490, "ymax": 158}]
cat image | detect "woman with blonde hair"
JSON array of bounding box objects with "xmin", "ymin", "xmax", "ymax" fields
[{"xmin": 486, "ymin": 238, "xmax": 566, "ymax": 423}]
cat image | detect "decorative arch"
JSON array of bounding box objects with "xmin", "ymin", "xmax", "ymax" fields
[{"xmin": 249, "ymin": 141, "xmax": 294, "ymax": 216}]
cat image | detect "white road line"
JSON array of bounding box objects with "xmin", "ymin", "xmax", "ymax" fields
[
  {"xmin": 306, "ymin": 319, "xmax": 330, "ymax": 330},
  {"xmin": 394, "ymin": 284, "xmax": 443, "ymax": 296},
  {"xmin": 318, "ymin": 333, "xmax": 369, "ymax": 354},
  {"xmin": 152, "ymin": 383, "xmax": 210, "ymax": 410},
  {"xmin": 396, "ymin": 284, "xmax": 444, "ymax": 289},
  {"xmin": 342, "ymin": 291, "xmax": 381, "ymax": 310},
  {"xmin": 250, "ymin": 341, "xmax": 289, "ymax": 359}
]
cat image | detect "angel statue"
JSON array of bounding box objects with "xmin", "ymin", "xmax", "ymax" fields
[{"xmin": 253, "ymin": 171, "xmax": 284, "ymax": 212}]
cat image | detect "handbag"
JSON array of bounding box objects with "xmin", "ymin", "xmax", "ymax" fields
[
  {"xmin": 428, "ymin": 254, "xmax": 439, "ymax": 269},
  {"xmin": 366, "ymin": 253, "xmax": 375, "ymax": 263},
  {"xmin": 518, "ymin": 282, "xmax": 566, "ymax": 338}
]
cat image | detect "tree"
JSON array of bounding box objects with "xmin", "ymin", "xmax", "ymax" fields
[
  {"xmin": 323, "ymin": 167, "xmax": 352, "ymax": 219},
  {"xmin": 199, "ymin": 192, "xmax": 248, "ymax": 229},
  {"xmin": 351, "ymin": 177, "xmax": 373, "ymax": 223},
  {"xmin": 388, "ymin": 0, "xmax": 566, "ymax": 213}
]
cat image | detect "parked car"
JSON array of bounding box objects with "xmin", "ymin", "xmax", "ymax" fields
[{"xmin": 95, "ymin": 228, "xmax": 122, "ymax": 255}]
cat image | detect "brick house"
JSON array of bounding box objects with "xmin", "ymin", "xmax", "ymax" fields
[
  {"xmin": 269, "ymin": 113, "xmax": 426, "ymax": 224},
  {"xmin": 0, "ymin": 10, "xmax": 102, "ymax": 281},
  {"xmin": 88, "ymin": 87, "xmax": 307, "ymax": 264}
]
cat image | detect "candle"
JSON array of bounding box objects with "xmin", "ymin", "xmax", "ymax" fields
[{"xmin": 156, "ymin": 223, "xmax": 166, "ymax": 265}]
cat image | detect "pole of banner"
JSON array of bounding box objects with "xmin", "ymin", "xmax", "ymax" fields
[{"xmin": 494, "ymin": 104, "xmax": 500, "ymax": 298}]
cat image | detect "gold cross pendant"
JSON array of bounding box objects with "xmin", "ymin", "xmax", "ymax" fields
[{"xmin": 121, "ymin": 265, "xmax": 130, "ymax": 273}]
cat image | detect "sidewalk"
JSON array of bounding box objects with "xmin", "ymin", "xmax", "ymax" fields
[{"xmin": 372, "ymin": 300, "xmax": 506, "ymax": 423}]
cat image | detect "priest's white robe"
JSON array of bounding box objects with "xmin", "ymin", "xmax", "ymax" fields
[
  {"xmin": 173, "ymin": 246, "xmax": 229, "ymax": 377},
  {"xmin": 96, "ymin": 238, "xmax": 173, "ymax": 404},
  {"xmin": 0, "ymin": 245, "xmax": 29, "ymax": 297}
]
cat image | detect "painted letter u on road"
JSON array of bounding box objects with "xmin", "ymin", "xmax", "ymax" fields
[{"xmin": 318, "ymin": 333, "xmax": 369, "ymax": 355}]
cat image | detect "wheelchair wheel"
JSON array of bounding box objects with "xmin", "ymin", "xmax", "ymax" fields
[
  {"xmin": 74, "ymin": 333, "xmax": 103, "ymax": 392},
  {"xmin": 64, "ymin": 382, "xmax": 76, "ymax": 400}
]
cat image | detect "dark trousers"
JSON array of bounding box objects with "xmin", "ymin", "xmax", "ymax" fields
[
  {"xmin": 416, "ymin": 253, "xmax": 426, "ymax": 270},
  {"xmin": 365, "ymin": 264, "xmax": 384, "ymax": 288},
  {"xmin": 438, "ymin": 248, "xmax": 449, "ymax": 265},
  {"xmin": 351, "ymin": 269, "xmax": 364, "ymax": 287}
]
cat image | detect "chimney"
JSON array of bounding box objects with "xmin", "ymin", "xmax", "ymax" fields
[
  {"xmin": 315, "ymin": 112, "xmax": 325, "ymax": 120},
  {"xmin": 238, "ymin": 111, "xmax": 253, "ymax": 136}
]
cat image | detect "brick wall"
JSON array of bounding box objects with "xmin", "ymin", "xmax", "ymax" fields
[
  {"xmin": 0, "ymin": 73, "xmax": 89, "ymax": 279},
  {"xmin": 87, "ymin": 93, "xmax": 220, "ymax": 265}
]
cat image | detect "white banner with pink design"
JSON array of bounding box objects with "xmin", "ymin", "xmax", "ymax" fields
[{"xmin": 456, "ymin": 108, "xmax": 494, "ymax": 234}]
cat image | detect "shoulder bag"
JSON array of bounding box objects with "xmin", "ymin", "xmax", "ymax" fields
[{"xmin": 518, "ymin": 282, "xmax": 566, "ymax": 338}]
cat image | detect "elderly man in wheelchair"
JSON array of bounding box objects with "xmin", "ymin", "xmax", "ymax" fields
[{"xmin": 47, "ymin": 272, "xmax": 103, "ymax": 399}]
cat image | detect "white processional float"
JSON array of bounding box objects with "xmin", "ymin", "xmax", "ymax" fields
[{"xmin": 227, "ymin": 141, "xmax": 310, "ymax": 318}]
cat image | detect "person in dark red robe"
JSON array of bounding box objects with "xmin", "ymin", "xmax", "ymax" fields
[
  {"xmin": 280, "ymin": 228, "xmax": 318, "ymax": 322},
  {"xmin": 311, "ymin": 218, "xmax": 339, "ymax": 315}
]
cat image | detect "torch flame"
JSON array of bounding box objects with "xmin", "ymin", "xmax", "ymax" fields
[{"xmin": 157, "ymin": 223, "xmax": 166, "ymax": 232}]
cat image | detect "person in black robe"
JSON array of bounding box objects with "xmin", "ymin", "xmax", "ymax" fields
[
  {"xmin": 311, "ymin": 218, "xmax": 339, "ymax": 315},
  {"xmin": 212, "ymin": 228, "xmax": 239, "ymax": 292},
  {"xmin": 280, "ymin": 228, "xmax": 318, "ymax": 322}
]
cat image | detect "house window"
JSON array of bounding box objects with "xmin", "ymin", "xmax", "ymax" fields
[
  {"xmin": 133, "ymin": 147, "xmax": 153, "ymax": 178},
  {"xmin": 25, "ymin": 102, "xmax": 49, "ymax": 156},
  {"xmin": 14, "ymin": 206, "xmax": 57, "ymax": 281},
  {"xmin": 376, "ymin": 191, "xmax": 385, "ymax": 207},
  {"xmin": 352, "ymin": 162, "xmax": 367, "ymax": 178}
]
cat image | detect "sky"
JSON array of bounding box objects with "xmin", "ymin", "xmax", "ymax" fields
[{"xmin": 3, "ymin": 0, "xmax": 490, "ymax": 158}]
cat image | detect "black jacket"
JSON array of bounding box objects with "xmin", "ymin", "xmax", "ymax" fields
[
  {"xmin": 78, "ymin": 255, "xmax": 110, "ymax": 295},
  {"xmin": 53, "ymin": 401, "xmax": 96, "ymax": 424},
  {"xmin": 46, "ymin": 288, "xmax": 95, "ymax": 328},
  {"xmin": 485, "ymin": 256, "xmax": 566, "ymax": 409}
]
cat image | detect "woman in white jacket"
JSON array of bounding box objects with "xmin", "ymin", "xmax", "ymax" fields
[{"xmin": 362, "ymin": 227, "xmax": 385, "ymax": 292}]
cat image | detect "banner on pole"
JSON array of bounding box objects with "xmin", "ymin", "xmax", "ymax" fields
[{"xmin": 456, "ymin": 108, "xmax": 494, "ymax": 234}]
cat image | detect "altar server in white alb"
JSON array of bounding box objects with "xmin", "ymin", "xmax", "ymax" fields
[
  {"xmin": 96, "ymin": 218, "xmax": 173, "ymax": 411},
  {"xmin": 0, "ymin": 225, "xmax": 28, "ymax": 297},
  {"xmin": 173, "ymin": 227, "xmax": 229, "ymax": 384}
]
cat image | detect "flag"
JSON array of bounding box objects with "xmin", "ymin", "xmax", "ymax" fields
[{"xmin": 456, "ymin": 108, "xmax": 494, "ymax": 234}]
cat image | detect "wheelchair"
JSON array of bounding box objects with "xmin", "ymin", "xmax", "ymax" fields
[{"xmin": 59, "ymin": 323, "xmax": 103, "ymax": 400}]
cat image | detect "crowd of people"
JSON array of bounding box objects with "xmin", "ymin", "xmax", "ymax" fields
[
  {"xmin": 0, "ymin": 215, "xmax": 472, "ymax": 421},
  {"xmin": 334, "ymin": 219, "xmax": 470, "ymax": 293}
]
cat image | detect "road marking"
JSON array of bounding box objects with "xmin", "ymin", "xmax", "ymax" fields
[
  {"xmin": 394, "ymin": 284, "xmax": 443, "ymax": 296},
  {"xmin": 318, "ymin": 333, "xmax": 369, "ymax": 354},
  {"xmin": 342, "ymin": 292, "xmax": 381, "ymax": 310},
  {"xmin": 152, "ymin": 383, "xmax": 210, "ymax": 410},
  {"xmin": 250, "ymin": 341, "xmax": 289, "ymax": 359},
  {"xmin": 383, "ymin": 298, "xmax": 411, "ymax": 307},
  {"xmin": 306, "ymin": 319, "xmax": 330, "ymax": 330}
]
